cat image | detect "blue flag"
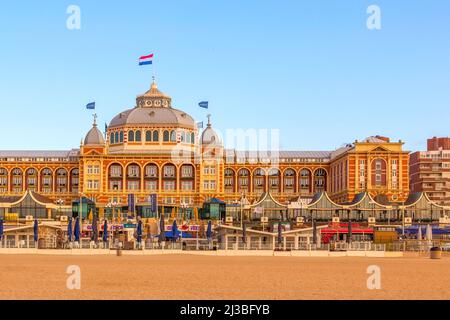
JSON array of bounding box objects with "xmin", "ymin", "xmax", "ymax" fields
[
  {"xmin": 86, "ymin": 102, "xmax": 95, "ymax": 110},
  {"xmin": 197, "ymin": 121, "xmax": 204, "ymax": 129},
  {"xmin": 199, "ymin": 101, "xmax": 209, "ymax": 109}
]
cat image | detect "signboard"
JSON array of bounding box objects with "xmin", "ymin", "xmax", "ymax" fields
[
  {"xmin": 189, "ymin": 225, "xmax": 200, "ymax": 232},
  {"xmin": 123, "ymin": 224, "xmax": 136, "ymax": 229},
  {"xmin": 272, "ymin": 222, "xmax": 291, "ymax": 232},
  {"xmin": 149, "ymin": 194, "xmax": 158, "ymax": 213},
  {"xmin": 128, "ymin": 194, "xmax": 136, "ymax": 214},
  {"xmin": 5, "ymin": 213, "xmax": 19, "ymax": 222},
  {"xmin": 261, "ymin": 217, "xmax": 269, "ymax": 223}
]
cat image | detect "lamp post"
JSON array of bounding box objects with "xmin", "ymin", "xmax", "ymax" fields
[
  {"xmin": 56, "ymin": 198, "xmax": 64, "ymax": 220},
  {"xmin": 180, "ymin": 201, "xmax": 188, "ymax": 222},
  {"xmin": 240, "ymin": 193, "xmax": 245, "ymax": 229}
]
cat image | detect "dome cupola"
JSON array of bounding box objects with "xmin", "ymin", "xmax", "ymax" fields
[
  {"xmin": 84, "ymin": 117, "xmax": 105, "ymax": 146},
  {"xmin": 201, "ymin": 114, "xmax": 221, "ymax": 146}
]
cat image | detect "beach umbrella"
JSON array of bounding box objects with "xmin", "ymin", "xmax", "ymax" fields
[
  {"xmin": 0, "ymin": 219, "xmax": 4, "ymax": 241},
  {"xmin": 159, "ymin": 215, "xmax": 165, "ymax": 243},
  {"xmin": 417, "ymin": 225, "xmax": 423, "ymax": 241},
  {"xmin": 277, "ymin": 221, "xmax": 283, "ymax": 246},
  {"xmin": 102, "ymin": 220, "xmax": 108, "ymax": 243},
  {"xmin": 242, "ymin": 222, "xmax": 247, "ymax": 245},
  {"xmin": 312, "ymin": 220, "xmax": 317, "ymax": 245},
  {"xmin": 74, "ymin": 217, "xmax": 80, "ymax": 243},
  {"xmin": 137, "ymin": 220, "xmax": 143, "ymax": 244},
  {"xmin": 347, "ymin": 220, "xmax": 353, "ymax": 244},
  {"xmin": 172, "ymin": 220, "xmax": 179, "ymax": 242},
  {"xmin": 206, "ymin": 221, "xmax": 212, "ymax": 241},
  {"xmin": 67, "ymin": 218, "xmax": 73, "ymax": 242},
  {"xmin": 88, "ymin": 209, "xmax": 93, "ymax": 223},
  {"xmin": 426, "ymin": 224, "xmax": 433, "ymax": 245},
  {"xmin": 91, "ymin": 216, "xmax": 98, "ymax": 243},
  {"xmin": 33, "ymin": 219, "xmax": 39, "ymax": 243}
]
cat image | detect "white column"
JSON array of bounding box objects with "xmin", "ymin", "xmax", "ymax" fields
[{"xmin": 294, "ymin": 236, "xmax": 299, "ymax": 250}]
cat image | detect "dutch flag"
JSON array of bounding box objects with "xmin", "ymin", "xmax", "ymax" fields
[{"xmin": 139, "ymin": 53, "xmax": 154, "ymax": 66}]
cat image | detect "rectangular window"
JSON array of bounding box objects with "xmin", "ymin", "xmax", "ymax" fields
[
  {"xmin": 127, "ymin": 181, "xmax": 139, "ymax": 190},
  {"xmin": 239, "ymin": 177, "xmax": 248, "ymax": 186},
  {"xmin": 88, "ymin": 180, "xmax": 100, "ymax": 190},
  {"xmin": 181, "ymin": 181, "xmax": 193, "ymax": 191},
  {"xmin": 164, "ymin": 181, "xmax": 175, "ymax": 190},
  {"xmin": 376, "ymin": 174, "xmax": 381, "ymax": 183},
  {"xmin": 300, "ymin": 178, "xmax": 309, "ymax": 188},
  {"xmin": 109, "ymin": 181, "xmax": 122, "ymax": 191},
  {"xmin": 284, "ymin": 177, "xmax": 294, "ymax": 187},
  {"xmin": 145, "ymin": 180, "xmax": 157, "ymax": 191}
]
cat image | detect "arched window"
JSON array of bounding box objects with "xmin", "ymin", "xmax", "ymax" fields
[
  {"xmin": 115, "ymin": 132, "xmax": 119, "ymax": 144},
  {"xmin": 180, "ymin": 132, "xmax": 185, "ymax": 143},
  {"xmin": 0, "ymin": 168, "xmax": 8, "ymax": 192},
  {"xmin": 153, "ymin": 130, "xmax": 159, "ymax": 142},
  {"xmin": 146, "ymin": 131, "xmax": 152, "ymax": 142},
  {"xmin": 56, "ymin": 168, "xmax": 68, "ymax": 192},
  {"xmin": 119, "ymin": 131, "xmax": 124, "ymax": 142},
  {"xmin": 128, "ymin": 130, "xmax": 135, "ymax": 142},
  {"xmin": 191, "ymin": 133, "xmax": 195, "ymax": 143},
  {"xmin": 135, "ymin": 130, "xmax": 142, "ymax": 142},
  {"xmin": 163, "ymin": 130, "xmax": 170, "ymax": 142},
  {"xmin": 186, "ymin": 132, "xmax": 191, "ymax": 143},
  {"xmin": 170, "ymin": 130, "xmax": 176, "ymax": 142},
  {"xmin": 110, "ymin": 133, "xmax": 115, "ymax": 144}
]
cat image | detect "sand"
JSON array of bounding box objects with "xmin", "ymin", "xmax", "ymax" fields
[{"xmin": 0, "ymin": 254, "xmax": 449, "ymax": 300}]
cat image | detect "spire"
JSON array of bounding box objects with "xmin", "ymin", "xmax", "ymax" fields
[
  {"xmin": 207, "ymin": 114, "xmax": 212, "ymax": 128},
  {"xmin": 92, "ymin": 113, "xmax": 98, "ymax": 127},
  {"xmin": 151, "ymin": 76, "xmax": 157, "ymax": 90}
]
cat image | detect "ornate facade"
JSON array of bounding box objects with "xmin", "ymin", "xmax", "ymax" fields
[{"xmin": 0, "ymin": 81, "xmax": 410, "ymax": 218}]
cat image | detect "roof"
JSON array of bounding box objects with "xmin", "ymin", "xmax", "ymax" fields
[
  {"xmin": 0, "ymin": 149, "xmax": 79, "ymax": 159},
  {"xmin": 362, "ymin": 136, "xmax": 390, "ymax": 143},
  {"xmin": 84, "ymin": 123, "xmax": 105, "ymax": 146},
  {"xmin": 0, "ymin": 190, "xmax": 57, "ymax": 208},
  {"xmin": 250, "ymin": 192, "xmax": 287, "ymax": 208},
  {"xmin": 109, "ymin": 107, "xmax": 195, "ymax": 128},
  {"xmin": 201, "ymin": 127, "xmax": 221, "ymax": 146}
]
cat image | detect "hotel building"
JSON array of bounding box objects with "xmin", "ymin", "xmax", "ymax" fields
[{"xmin": 0, "ymin": 80, "xmax": 411, "ymax": 219}]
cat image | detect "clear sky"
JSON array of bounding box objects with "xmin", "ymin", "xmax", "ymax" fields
[{"xmin": 0, "ymin": 0, "xmax": 449, "ymax": 152}]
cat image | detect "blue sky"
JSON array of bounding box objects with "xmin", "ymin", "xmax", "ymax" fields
[{"xmin": 0, "ymin": 0, "xmax": 449, "ymax": 152}]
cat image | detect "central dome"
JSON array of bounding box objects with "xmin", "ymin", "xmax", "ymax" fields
[{"xmin": 109, "ymin": 81, "xmax": 195, "ymax": 129}]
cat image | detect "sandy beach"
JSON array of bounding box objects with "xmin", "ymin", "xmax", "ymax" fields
[{"xmin": 0, "ymin": 254, "xmax": 449, "ymax": 300}]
